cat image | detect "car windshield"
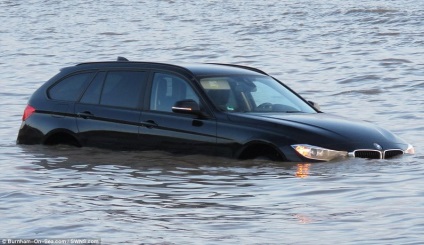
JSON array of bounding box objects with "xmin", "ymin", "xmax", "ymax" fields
[{"xmin": 200, "ymin": 75, "xmax": 316, "ymax": 113}]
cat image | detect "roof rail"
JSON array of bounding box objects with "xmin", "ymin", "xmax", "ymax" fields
[
  {"xmin": 206, "ymin": 63, "xmax": 268, "ymax": 75},
  {"xmin": 117, "ymin": 56, "xmax": 129, "ymax": 61}
]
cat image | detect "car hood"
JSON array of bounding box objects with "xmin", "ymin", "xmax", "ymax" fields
[{"xmin": 227, "ymin": 112, "xmax": 407, "ymax": 151}]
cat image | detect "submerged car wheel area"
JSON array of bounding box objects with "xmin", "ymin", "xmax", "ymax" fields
[{"xmin": 17, "ymin": 57, "xmax": 415, "ymax": 162}]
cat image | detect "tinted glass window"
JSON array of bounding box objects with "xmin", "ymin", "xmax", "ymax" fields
[
  {"xmin": 80, "ymin": 72, "xmax": 106, "ymax": 104},
  {"xmin": 201, "ymin": 77, "xmax": 238, "ymax": 111},
  {"xmin": 99, "ymin": 71, "xmax": 147, "ymax": 109},
  {"xmin": 150, "ymin": 73, "xmax": 200, "ymax": 112},
  {"xmin": 49, "ymin": 72, "xmax": 95, "ymax": 101}
]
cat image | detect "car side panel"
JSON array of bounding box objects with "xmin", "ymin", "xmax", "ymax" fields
[
  {"xmin": 75, "ymin": 104, "xmax": 142, "ymax": 149},
  {"xmin": 213, "ymin": 113, "xmax": 301, "ymax": 160},
  {"xmin": 139, "ymin": 111, "xmax": 217, "ymax": 156},
  {"xmin": 17, "ymin": 101, "xmax": 79, "ymax": 144}
]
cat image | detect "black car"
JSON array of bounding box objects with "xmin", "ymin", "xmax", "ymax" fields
[{"xmin": 17, "ymin": 57, "xmax": 415, "ymax": 162}]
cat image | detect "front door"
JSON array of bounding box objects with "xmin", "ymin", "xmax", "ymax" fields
[{"xmin": 139, "ymin": 72, "xmax": 217, "ymax": 156}]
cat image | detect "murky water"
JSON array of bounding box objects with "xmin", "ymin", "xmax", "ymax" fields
[{"xmin": 1, "ymin": 0, "xmax": 423, "ymax": 244}]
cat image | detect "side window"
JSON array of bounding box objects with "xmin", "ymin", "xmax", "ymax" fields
[
  {"xmin": 201, "ymin": 77, "xmax": 238, "ymax": 111},
  {"xmin": 48, "ymin": 72, "xmax": 95, "ymax": 101},
  {"xmin": 80, "ymin": 72, "xmax": 106, "ymax": 104},
  {"xmin": 99, "ymin": 71, "xmax": 147, "ymax": 109},
  {"xmin": 150, "ymin": 73, "xmax": 200, "ymax": 112}
]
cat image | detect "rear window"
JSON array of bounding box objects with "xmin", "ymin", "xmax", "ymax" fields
[{"xmin": 48, "ymin": 72, "xmax": 95, "ymax": 101}]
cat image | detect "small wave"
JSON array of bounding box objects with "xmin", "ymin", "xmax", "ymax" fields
[
  {"xmin": 98, "ymin": 32, "xmax": 127, "ymax": 36},
  {"xmin": 378, "ymin": 58, "xmax": 413, "ymax": 67},
  {"xmin": 333, "ymin": 88, "xmax": 384, "ymax": 96},
  {"xmin": 232, "ymin": 54, "xmax": 262, "ymax": 59},
  {"xmin": 345, "ymin": 8, "xmax": 398, "ymax": 15},
  {"xmin": 377, "ymin": 32, "xmax": 401, "ymax": 36},
  {"xmin": 411, "ymin": 81, "xmax": 424, "ymax": 88},
  {"xmin": 378, "ymin": 58, "xmax": 412, "ymax": 64},
  {"xmin": 122, "ymin": 39, "xmax": 139, "ymax": 43},
  {"xmin": 338, "ymin": 75, "xmax": 382, "ymax": 84},
  {"xmin": 404, "ymin": 82, "xmax": 424, "ymax": 92}
]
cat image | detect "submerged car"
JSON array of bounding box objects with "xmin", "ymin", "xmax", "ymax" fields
[{"xmin": 17, "ymin": 57, "xmax": 415, "ymax": 162}]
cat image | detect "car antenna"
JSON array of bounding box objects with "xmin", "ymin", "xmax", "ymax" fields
[{"xmin": 117, "ymin": 56, "xmax": 129, "ymax": 61}]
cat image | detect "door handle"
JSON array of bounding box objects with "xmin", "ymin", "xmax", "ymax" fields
[
  {"xmin": 77, "ymin": 111, "xmax": 94, "ymax": 119},
  {"xmin": 143, "ymin": 120, "xmax": 158, "ymax": 129}
]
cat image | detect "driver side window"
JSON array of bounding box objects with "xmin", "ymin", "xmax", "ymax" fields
[{"xmin": 150, "ymin": 73, "xmax": 200, "ymax": 112}]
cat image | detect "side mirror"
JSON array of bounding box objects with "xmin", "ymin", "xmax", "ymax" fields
[
  {"xmin": 308, "ymin": 101, "xmax": 321, "ymax": 111},
  {"xmin": 172, "ymin": 100, "xmax": 207, "ymax": 117}
]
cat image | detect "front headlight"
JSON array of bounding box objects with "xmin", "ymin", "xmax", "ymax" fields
[
  {"xmin": 292, "ymin": 144, "xmax": 348, "ymax": 161},
  {"xmin": 405, "ymin": 144, "xmax": 415, "ymax": 154}
]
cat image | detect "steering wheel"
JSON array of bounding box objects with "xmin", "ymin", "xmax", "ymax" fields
[{"xmin": 257, "ymin": 102, "xmax": 273, "ymax": 111}]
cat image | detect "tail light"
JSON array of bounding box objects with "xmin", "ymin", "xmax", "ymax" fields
[{"xmin": 22, "ymin": 105, "xmax": 35, "ymax": 121}]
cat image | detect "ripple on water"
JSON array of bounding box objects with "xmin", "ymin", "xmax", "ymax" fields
[{"xmin": 1, "ymin": 0, "xmax": 424, "ymax": 243}]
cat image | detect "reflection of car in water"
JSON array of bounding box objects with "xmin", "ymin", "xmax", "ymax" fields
[{"xmin": 17, "ymin": 57, "xmax": 415, "ymax": 162}]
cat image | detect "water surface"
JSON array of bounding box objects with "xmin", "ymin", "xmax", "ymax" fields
[{"xmin": 1, "ymin": 0, "xmax": 423, "ymax": 244}]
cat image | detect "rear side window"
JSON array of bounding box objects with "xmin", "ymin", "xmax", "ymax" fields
[
  {"xmin": 80, "ymin": 71, "xmax": 147, "ymax": 109},
  {"xmin": 80, "ymin": 72, "xmax": 106, "ymax": 104},
  {"xmin": 48, "ymin": 72, "xmax": 95, "ymax": 101}
]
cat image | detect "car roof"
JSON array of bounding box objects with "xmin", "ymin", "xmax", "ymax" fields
[{"xmin": 72, "ymin": 57, "xmax": 268, "ymax": 77}]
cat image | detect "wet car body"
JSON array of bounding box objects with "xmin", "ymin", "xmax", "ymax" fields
[
  {"xmin": 224, "ymin": 113, "xmax": 408, "ymax": 160},
  {"xmin": 17, "ymin": 58, "xmax": 414, "ymax": 162}
]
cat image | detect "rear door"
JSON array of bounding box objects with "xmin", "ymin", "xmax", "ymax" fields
[
  {"xmin": 139, "ymin": 72, "xmax": 217, "ymax": 155},
  {"xmin": 75, "ymin": 70, "xmax": 147, "ymax": 149}
]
